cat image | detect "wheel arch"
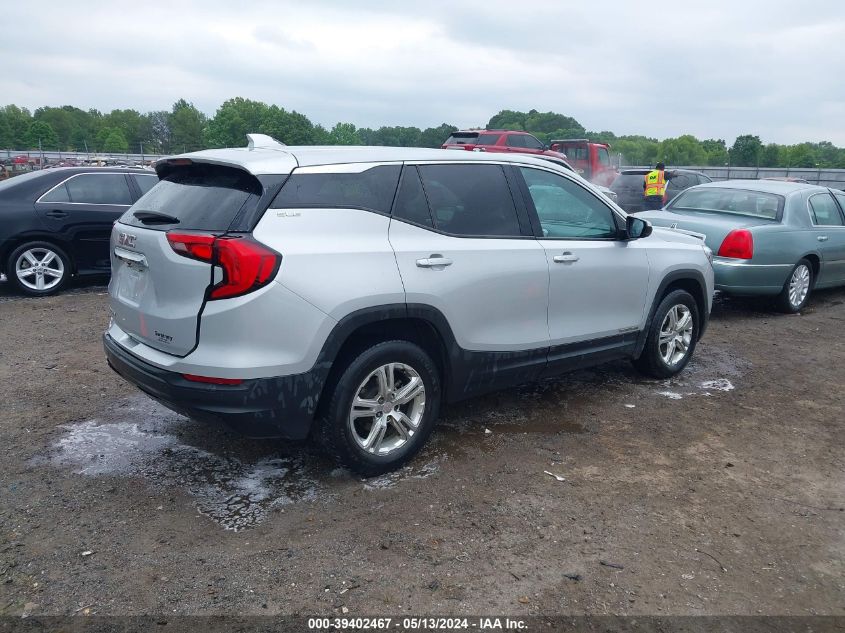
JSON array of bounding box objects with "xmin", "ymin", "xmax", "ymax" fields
[
  {"xmin": 635, "ymin": 270, "xmax": 709, "ymax": 358},
  {"xmin": 312, "ymin": 304, "xmax": 456, "ymax": 418}
]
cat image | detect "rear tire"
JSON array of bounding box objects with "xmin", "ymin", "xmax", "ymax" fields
[
  {"xmin": 633, "ymin": 289, "xmax": 699, "ymax": 379},
  {"xmin": 6, "ymin": 241, "xmax": 71, "ymax": 297},
  {"xmin": 316, "ymin": 340, "xmax": 441, "ymax": 477},
  {"xmin": 775, "ymin": 259, "xmax": 813, "ymax": 313}
]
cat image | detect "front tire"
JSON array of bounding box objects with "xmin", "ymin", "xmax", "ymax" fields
[
  {"xmin": 316, "ymin": 340, "xmax": 441, "ymax": 476},
  {"xmin": 633, "ymin": 289, "xmax": 699, "ymax": 379},
  {"xmin": 775, "ymin": 259, "xmax": 812, "ymax": 313},
  {"xmin": 6, "ymin": 241, "xmax": 71, "ymax": 296}
]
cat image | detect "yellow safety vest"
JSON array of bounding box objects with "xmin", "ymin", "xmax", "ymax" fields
[{"xmin": 644, "ymin": 170, "xmax": 667, "ymax": 197}]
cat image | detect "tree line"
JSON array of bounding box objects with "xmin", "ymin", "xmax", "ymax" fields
[{"xmin": 1, "ymin": 100, "xmax": 842, "ymax": 169}]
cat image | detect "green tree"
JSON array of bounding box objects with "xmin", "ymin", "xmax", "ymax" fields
[
  {"xmin": 0, "ymin": 116, "xmax": 12, "ymax": 148},
  {"xmin": 656, "ymin": 135, "xmax": 707, "ymax": 166},
  {"xmin": 311, "ymin": 124, "xmax": 332, "ymax": 145},
  {"xmin": 260, "ymin": 106, "xmax": 314, "ymax": 145},
  {"xmin": 1, "ymin": 105, "xmax": 33, "ymax": 147},
  {"xmin": 102, "ymin": 129, "xmax": 129, "ymax": 153},
  {"xmin": 759, "ymin": 143, "xmax": 780, "ymax": 167},
  {"xmin": 730, "ymin": 134, "xmax": 763, "ymax": 167},
  {"xmin": 327, "ymin": 122, "xmax": 362, "ymax": 145},
  {"xmin": 203, "ymin": 97, "xmax": 270, "ymax": 148},
  {"xmin": 418, "ymin": 123, "xmax": 457, "ymax": 148},
  {"xmin": 786, "ymin": 143, "xmax": 817, "ymax": 168},
  {"xmin": 24, "ymin": 121, "xmax": 59, "ymax": 150},
  {"xmin": 700, "ymin": 139, "xmax": 729, "ymax": 166},
  {"xmin": 169, "ymin": 99, "xmax": 207, "ymax": 152}
]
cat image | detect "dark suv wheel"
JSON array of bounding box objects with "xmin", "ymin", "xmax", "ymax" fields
[
  {"xmin": 633, "ymin": 289, "xmax": 699, "ymax": 379},
  {"xmin": 316, "ymin": 340, "xmax": 441, "ymax": 476}
]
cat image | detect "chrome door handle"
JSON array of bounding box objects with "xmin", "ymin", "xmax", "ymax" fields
[
  {"xmin": 553, "ymin": 253, "xmax": 580, "ymax": 263},
  {"xmin": 818, "ymin": 235, "xmax": 829, "ymax": 242},
  {"xmin": 416, "ymin": 256, "xmax": 453, "ymax": 268},
  {"xmin": 114, "ymin": 247, "xmax": 148, "ymax": 267}
]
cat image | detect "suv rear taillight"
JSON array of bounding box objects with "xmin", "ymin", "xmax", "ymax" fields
[
  {"xmin": 717, "ymin": 229, "xmax": 753, "ymax": 259},
  {"xmin": 167, "ymin": 231, "xmax": 281, "ymax": 300}
]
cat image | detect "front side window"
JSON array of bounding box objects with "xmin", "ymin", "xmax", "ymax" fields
[
  {"xmin": 522, "ymin": 135, "xmax": 544, "ymax": 150},
  {"xmin": 505, "ymin": 135, "xmax": 526, "ymax": 148},
  {"xmin": 598, "ymin": 147, "xmax": 611, "ymax": 165},
  {"xmin": 669, "ymin": 187, "xmax": 783, "ymax": 220},
  {"xmin": 519, "ymin": 167, "xmax": 618, "ymax": 239},
  {"xmin": 808, "ymin": 193, "xmax": 844, "ymax": 226},
  {"xmin": 273, "ymin": 165, "xmax": 401, "ymax": 214},
  {"xmin": 668, "ymin": 174, "xmax": 690, "ymax": 191},
  {"xmin": 66, "ymin": 173, "xmax": 132, "ymax": 205},
  {"xmin": 417, "ymin": 164, "xmax": 521, "ymax": 237}
]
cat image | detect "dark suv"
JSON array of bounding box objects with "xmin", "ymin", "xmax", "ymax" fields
[
  {"xmin": 610, "ymin": 168, "xmax": 712, "ymax": 213},
  {"xmin": 0, "ymin": 167, "xmax": 158, "ymax": 295},
  {"xmin": 442, "ymin": 130, "xmax": 569, "ymax": 161}
]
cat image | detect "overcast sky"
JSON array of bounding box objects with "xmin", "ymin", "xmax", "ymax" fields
[{"xmin": 2, "ymin": 1, "xmax": 844, "ymax": 145}]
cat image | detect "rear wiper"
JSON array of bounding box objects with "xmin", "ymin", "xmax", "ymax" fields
[{"xmin": 133, "ymin": 210, "xmax": 180, "ymax": 225}]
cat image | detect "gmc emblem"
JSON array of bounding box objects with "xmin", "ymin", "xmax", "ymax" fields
[{"xmin": 118, "ymin": 232, "xmax": 137, "ymax": 248}]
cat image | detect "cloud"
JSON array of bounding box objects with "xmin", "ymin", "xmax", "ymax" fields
[{"xmin": 1, "ymin": 0, "xmax": 843, "ymax": 144}]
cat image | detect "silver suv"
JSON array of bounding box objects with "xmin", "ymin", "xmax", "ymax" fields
[{"xmin": 104, "ymin": 135, "xmax": 714, "ymax": 475}]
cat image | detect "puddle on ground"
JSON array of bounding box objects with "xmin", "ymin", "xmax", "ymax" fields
[
  {"xmin": 46, "ymin": 398, "xmax": 319, "ymax": 531},
  {"xmin": 42, "ymin": 396, "xmax": 456, "ymax": 531}
]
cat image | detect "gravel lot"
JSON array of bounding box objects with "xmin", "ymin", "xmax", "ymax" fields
[{"xmin": 0, "ymin": 280, "xmax": 843, "ymax": 618}]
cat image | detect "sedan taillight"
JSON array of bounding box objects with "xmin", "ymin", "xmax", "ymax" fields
[{"xmin": 717, "ymin": 229, "xmax": 754, "ymax": 259}]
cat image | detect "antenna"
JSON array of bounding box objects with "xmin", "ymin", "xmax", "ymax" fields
[{"xmin": 246, "ymin": 134, "xmax": 287, "ymax": 151}]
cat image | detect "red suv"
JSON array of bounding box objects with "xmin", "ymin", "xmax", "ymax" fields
[{"xmin": 441, "ymin": 130, "xmax": 569, "ymax": 161}]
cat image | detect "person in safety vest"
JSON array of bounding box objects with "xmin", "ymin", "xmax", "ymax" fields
[{"xmin": 643, "ymin": 162, "xmax": 674, "ymax": 210}]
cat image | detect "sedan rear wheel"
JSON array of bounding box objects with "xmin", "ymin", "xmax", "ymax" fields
[
  {"xmin": 776, "ymin": 259, "xmax": 813, "ymax": 313},
  {"xmin": 7, "ymin": 242, "xmax": 71, "ymax": 296}
]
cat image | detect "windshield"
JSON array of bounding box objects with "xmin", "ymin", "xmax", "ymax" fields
[{"xmin": 668, "ymin": 187, "xmax": 783, "ymax": 220}]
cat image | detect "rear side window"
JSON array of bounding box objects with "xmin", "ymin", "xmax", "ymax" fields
[
  {"xmin": 475, "ymin": 133, "xmax": 501, "ymax": 145},
  {"xmin": 134, "ymin": 174, "xmax": 158, "ymax": 195},
  {"xmin": 668, "ymin": 174, "xmax": 691, "ymax": 190},
  {"xmin": 40, "ymin": 182, "xmax": 71, "ymax": 202},
  {"xmin": 699, "ymin": 174, "xmax": 713, "ymax": 184},
  {"xmin": 272, "ymin": 165, "xmax": 400, "ymax": 215},
  {"xmin": 65, "ymin": 173, "xmax": 133, "ymax": 205},
  {"xmin": 392, "ymin": 167, "xmax": 433, "ymax": 228},
  {"xmin": 808, "ymin": 193, "xmax": 844, "ymax": 226},
  {"xmin": 611, "ymin": 173, "xmax": 647, "ymax": 189},
  {"xmin": 417, "ymin": 164, "xmax": 521, "ymax": 237},
  {"xmin": 120, "ymin": 164, "xmax": 261, "ymax": 230}
]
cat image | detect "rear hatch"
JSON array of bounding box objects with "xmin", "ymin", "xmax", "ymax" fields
[
  {"xmin": 610, "ymin": 170, "xmax": 649, "ymax": 211},
  {"xmin": 108, "ymin": 162, "xmax": 266, "ymax": 356},
  {"xmin": 442, "ymin": 131, "xmax": 479, "ymax": 149}
]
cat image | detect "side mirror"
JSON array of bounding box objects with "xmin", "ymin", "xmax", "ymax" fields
[{"xmin": 626, "ymin": 215, "xmax": 652, "ymax": 240}]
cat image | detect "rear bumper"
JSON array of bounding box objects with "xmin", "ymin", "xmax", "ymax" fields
[
  {"xmin": 104, "ymin": 333, "xmax": 320, "ymax": 439},
  {"xmin": 713, "ymin": 259, "xmax": 791, "ymax": 296}
]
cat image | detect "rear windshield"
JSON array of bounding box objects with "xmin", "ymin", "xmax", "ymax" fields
[
  {"xmin": 119, "ymin": 164, "xmax": 261, "ymax": 231},
  {"xmin": 611, "ymin": 173, "xmax": 648, "ymax": 188},
  {"xmin": 668, "ymin": 187, "xmax": 784, "ymax": 220},
  {"xmin": 443, "ymin": 133, "xmax": 478, "ymax": 145}
]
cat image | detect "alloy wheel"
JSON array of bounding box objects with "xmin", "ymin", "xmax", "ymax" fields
[
  {"xmin": 658, "ymin": 304, "xmax": 694, "ymax": 366},
  {"xmin": 15, "ymin": 247, "xmax": 65, "ymax": 292},
  {"xmin": 348, "ymin": 362, "xmax": 426, "ymax": 456},
  {"xmin": 788, "ymin": 264, "xmax": 810, "ymax": 309}
]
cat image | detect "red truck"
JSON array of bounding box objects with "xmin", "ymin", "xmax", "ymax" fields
[
  {"xmin": 441, "ymin": 130, "xmax": 570, "ymax": 161},
  {"xmin": 548, "ymin": 139, "xmax": 617, "ymax": 186},
  {"xmin": 441, "ymin": 131, "xmax": 617, "ymax": 186}
]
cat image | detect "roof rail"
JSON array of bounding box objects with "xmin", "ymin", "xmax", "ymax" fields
[
  {"xmin": 246, "ymin": 133, "xmax": 287, "ymax": 151},
  {"xmin": 550, "ymin": 138, "xmax": 590, "ymax": 143}
]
